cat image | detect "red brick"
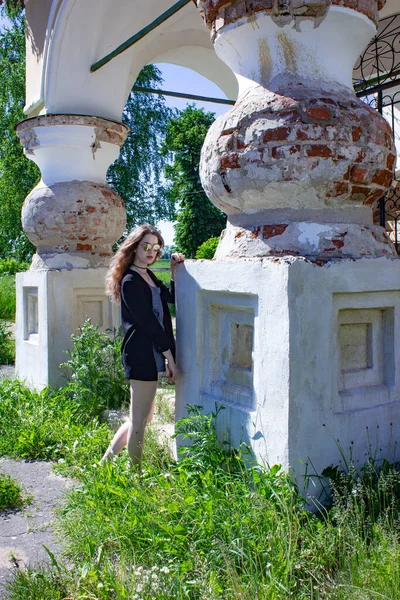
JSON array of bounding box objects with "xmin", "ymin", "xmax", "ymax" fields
[
  {"xmin": 76, "ymin": 243, "xmax": 93, "ymax": 251},
  {"xmin": 355, "ymin": 149, "xmax": 366, "ymax": 162},
  {"xmin": 352, "ymin": 127, "xmax": 362, "ymax": 142},
  {"xmin": 306, "ymin": 144, "xmax": 334, "ymax": 158},
  {"xmin": 387, "ymin": 153, "xmax": 396, "ymax": 171},
  {"xmin": 252, "ymin": 0, "xmax": 273, "ymax": 11},
  {"xmin": 364, "ymin": 188, "xmax": 385, "ymax": 206},
  {"xmin": 271, "ymin": 144, "xmax": 301, "ymax": 159},
  {"xmin": 85, "ymin": 206, "xmax": 97, "ymax": 213},
  {"xmin": 306, "ymin": 107, "xmax": 331, "ymax": 122},
  {"xmin": 384, "ymin": 132, "xmax": 394, "ymax": 148},
  {"xmin": 220, "ymin": 153, "xmax": 240, "ymax": 169},
  {"xmin": 262, "ymin": 224, "xmax": 288, "ymax": 238},
  {"xmin": 372, "ymin": 169, "xmax": 393, "ymax": 187},
  {"xmin": 333, "ymin": 0, "xmax": 358, "ymax": 9},
  {"xmin": 350, "ymin": 166, "xmax": 371, "ymax": 184},
  {"xmin": 331, "ymin": 182, "xmax": 349, "ymax": 197},
  {"xmin": 314, "ymin": 97, "xmax": 338, "ymax": 106},
  {"xmin": 332, "ymin": 238, "xmax": 345, "ymax": 248},
  {"xmin": 371, "ymin": 131, "xmax": 385, "ymax": 145},
  {"xmin": 63, "ymin": 216, "xmax": 77, "ymax": 224},
  {"xmin": 296, "ymin": 129, "xmax": 309, "ymax": 141},
  {"xmin": 357, "ymin": 0, "xmax": 377, "ymax": 21},
  {"xmin": 351, "ymin": 185, "xmax": 370, "ymax": 199},
  {"xmin": 263, "ymin": 127, "xmax": 291, "ymax": 142},
  {"xmin": 236, "ymin": 138, "xmax": 247, "ymax": 150}
]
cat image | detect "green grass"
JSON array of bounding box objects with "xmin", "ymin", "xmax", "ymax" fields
[
  {"xmin": 153, "ymin": 259, "xmax": 171, "ymax": 270},
  {"xmin": 0, "ymin": 471, "xmax": 26, "ymax": 511},
  {"xmin": 2, "ymin": 379, "xmax": 400, "ymax": 599},
  {"xmin": 2, "ymin": 323, "xmax": 400, "ymax": 599},
  {"xmin": 0, "ymin": 274, "xmax": 16, "ymax": 321}
]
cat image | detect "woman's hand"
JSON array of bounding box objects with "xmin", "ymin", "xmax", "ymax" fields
[
  {"xmin": 167, "ymin": 359, "xmax": 178, "ymax": 384},
  {"xmin": 171, "ymin": 252, "xmax": 185, "ymax": 278},
  {"xmin": 163, "ymin": 349, "xmax": 179, "ymax": 383}
]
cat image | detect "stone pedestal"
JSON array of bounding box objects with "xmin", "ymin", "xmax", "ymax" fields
[
  {"xmin": 15, "ymin": 269, "xmax": 120, "ymax": 389},
  {"xmin": 15, "ymin": 115, "xmax": 128, "ymax": 389},
  {"xmin": 176, "ymin": 256, "xmax": 400, "ymax": 496},
  {"xmin": 174, "ymin": 0, "xmax": 400, "ymax": 493}
]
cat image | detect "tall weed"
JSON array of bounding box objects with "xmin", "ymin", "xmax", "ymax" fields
[
  {"xmin": 60, "ymin": 319, "xmax": 129, "ymax": 412},
  {"xmin": 0, "ymin": 319, "xmax": 14, "ymax": 364},
  {"xmin": 57, "ymin": 406, "xmax": 336, "ymax": 599},
  {"xmin": 0, "ymin": 471, "xmax": 25, "ymax": 510}
]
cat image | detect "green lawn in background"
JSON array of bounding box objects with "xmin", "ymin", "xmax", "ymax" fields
[
  {"xmin": 0, "ymin": 275, "xmax": 16, "ymax": 321},
  {"xmin": 152, "ymin": 259, "xmax": 170, "ymax": 270}
]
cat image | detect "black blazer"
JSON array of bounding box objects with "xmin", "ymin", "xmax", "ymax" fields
[{"xmin": 120, "ymin": 268, "xmax": 176, "ymax": 381}]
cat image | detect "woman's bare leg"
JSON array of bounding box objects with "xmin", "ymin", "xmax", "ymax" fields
[
  {"xmin": 127, "ymin": 379, "xmax": 158, "ymax": 469},
  {"xmin": 100, "ymin": 420, "xmax": 130, "ymax": 463}
]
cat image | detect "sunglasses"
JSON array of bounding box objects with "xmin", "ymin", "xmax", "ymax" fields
[{"xmin": 140, "ymin": 242, "xmax": 161, "ymax": 252}]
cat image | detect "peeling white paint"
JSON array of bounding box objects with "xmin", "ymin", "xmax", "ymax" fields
[{"xmin": 297, "ymin": 222, "xmax": 332, "ymax": 250}]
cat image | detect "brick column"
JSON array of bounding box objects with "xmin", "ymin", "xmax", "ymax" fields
[
  {"xmin": 176, "ymin": 1, "xmax": 400, "ymax": 498},
  {"xmin": 196, "ymin": 0, "xmax": 397, "ymax": 259},
  {"xmin": 16, "ymin": 115, "xmax": 128, "ymax": 270},
  {"xmin": 14, "ymin": 115, "xmax": 128, "ymax": 389}
]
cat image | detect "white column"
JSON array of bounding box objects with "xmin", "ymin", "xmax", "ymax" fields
[
  {"xmin": 15, "ymin": 115, "xmax": 128, "ymax": 389},
  {"xmin": 175, "ymin": 0, "xmax": 400, "ymax": 498}
]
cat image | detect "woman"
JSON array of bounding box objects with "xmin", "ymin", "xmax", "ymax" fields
[{"xmin": 101, "ymin": 223, "xmax": 184, "ymax": 468}]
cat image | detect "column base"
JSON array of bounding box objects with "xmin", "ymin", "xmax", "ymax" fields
[
  {"xmin": 175, "ymin": 256, "xmax": 400, "ymax": 500},
  {"xmin": 15, "ymin": 268, "xmax": 120, "ymax": 390},
  {"xmin": 216, "ymin": 220, "xmax": 397, "ymax": 260}
]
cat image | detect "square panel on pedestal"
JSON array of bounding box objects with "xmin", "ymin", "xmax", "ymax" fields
[
  {"xmin": 333, "ymin": 291, "xmax": 399, "ymax": 413},
  {"xmin": 23, "ymin": 286, "xmax": 39, "ymax": 344},
  {"xmin": 72, "ymin": 288, "xmax": 113, "ymax": 332},
  {"xmin": 198, "ymin": 291, "xmax": 257, "ymax": 411}
]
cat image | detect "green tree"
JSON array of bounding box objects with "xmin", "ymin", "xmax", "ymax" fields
[
  {"xmin": 0, "ymin": 5, "xmax": 39, "ymax": 260},
  {"xmin": 107, "ymin": 65, "xmax": 176, "ymax": 232},
  {"xmin": 162, "ymin": 105, "xmax": 226, "ymax": 257}
]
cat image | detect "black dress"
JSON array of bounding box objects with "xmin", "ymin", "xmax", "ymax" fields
[{"xmin": 120, "ymin": 268, "xmax": 176, "ymax": 381}]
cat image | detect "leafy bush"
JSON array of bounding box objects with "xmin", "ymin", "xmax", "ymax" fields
[
  {"xmin": 0, "ymin": 319, "xmax": 14, "ymax": 364},
  {"xmin": 60, "ymin": 319, "xmax": 129, "ymax": 413},
  {"xmin": 195, "ymin": 236, "xmax": 219, "ymax": 259},
  {"xmin": 0, "ymin": 471, "xmax": 25, "ymax": 510},
  {"xmin": 0, "ymin": 274, "xmax": 15, "ymax": 320},
  {"xmin": 0, "ymin": 257, "xmax": 29, "ymax": 275}
]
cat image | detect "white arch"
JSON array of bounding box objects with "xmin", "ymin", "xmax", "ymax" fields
[{"xmin": 25, "ymin": 0, "xmax": 237, "ymax": 121}]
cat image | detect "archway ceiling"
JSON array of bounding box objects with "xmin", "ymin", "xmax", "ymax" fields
[
  {"xmin": 27, "ymin": 0, "xmax": 237, "ymax": 121},
  {"xmin": 26, "ymin": 0, "xmax": 399, "ymax": 123}
]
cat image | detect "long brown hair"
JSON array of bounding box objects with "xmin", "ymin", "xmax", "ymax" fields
[{"xmin": 106, "ymin": 223, "xmax": 164, "ymax": 303}]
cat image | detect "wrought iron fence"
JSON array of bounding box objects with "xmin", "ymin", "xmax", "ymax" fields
[{"xmin": 353, "ymin": 12, "xmax": 400, "ymax": 251}]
